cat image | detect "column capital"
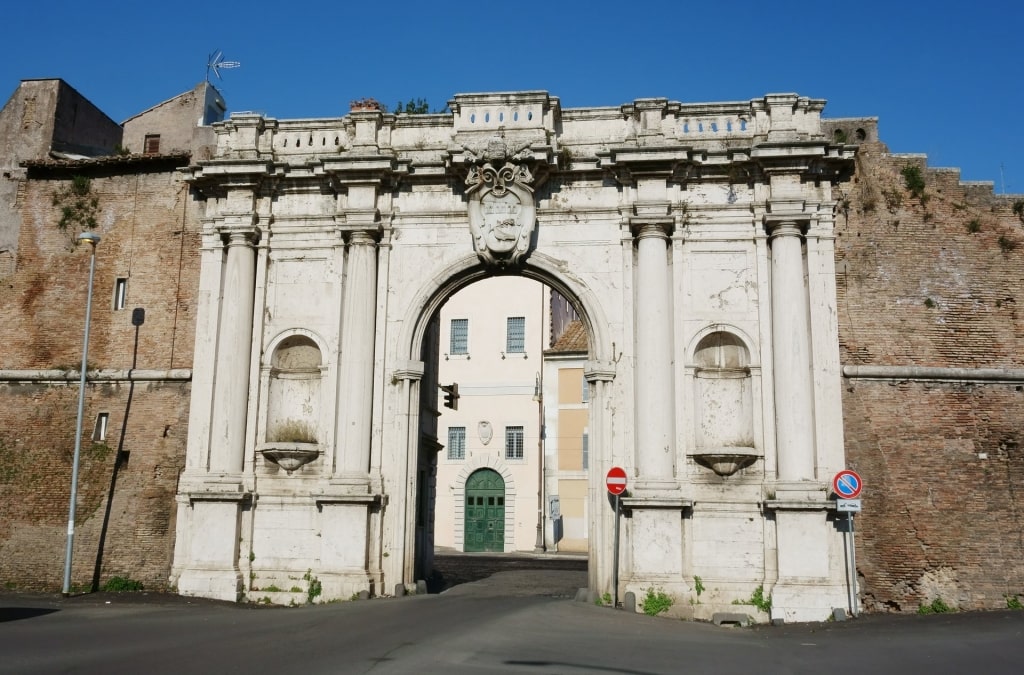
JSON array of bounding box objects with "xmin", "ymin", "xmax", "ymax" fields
[
  {"xmin": 764, "ymin": 217, "xmax": 805, "ymax": 240},
  {"xmin": 215, "ymin": 219, "xmax": 261, "ymax": 247},
  {"xmin": 346, "ymin": 229, "xmax": 379, "ymax": 246},
  {"xmin": 584, "ymin": 360, "xmax": 616, "ymax": 383},
  {"xmin": 392, "ymin": 361, "xmax": 425, "ymax": 382},
  {"xmin": 630, "ymin": 220, "xmax": 673, "ymax": 240}
]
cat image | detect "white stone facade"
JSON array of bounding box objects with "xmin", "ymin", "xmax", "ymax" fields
[{"xmin": 172, "ymin": 90, "xmax": 856, "ymax": 621}]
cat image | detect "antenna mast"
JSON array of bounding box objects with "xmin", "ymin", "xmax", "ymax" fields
[{"xmin": 206, "ymin": 49, "xmax": 241, "ymax": 82}]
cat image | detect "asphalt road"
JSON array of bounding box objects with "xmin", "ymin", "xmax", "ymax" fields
[{"xmin": 2, "ymin": 555, "xmax": 1022, "ymax": 674}]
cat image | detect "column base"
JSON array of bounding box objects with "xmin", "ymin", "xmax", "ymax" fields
[
  {"xmin": 176, "ymin": 567, "xmax": 243, "ymax": 602},
  {"xmin": 769, "ymin": 505, "xmax": 849, "ymax": 623},
  {"xmin": 771, "ymin": 581, "xmax": 849, "ymax": 623},
  {"xmin": 171, "ymin": 479, "xmax": 249, "ymax": 603},
  {"xmin": 620, "ymin": 496, "xmax": 692, "ymax": 613}
]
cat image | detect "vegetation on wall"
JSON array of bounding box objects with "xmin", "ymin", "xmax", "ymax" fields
[
  {"xmin": 640, "ymin": 587, "xmax": 674, "ymax": 616},
  {"xmin": 393, "ymin": 98, "xmax": 430, "ymax": 114},
  {"xmin": 349, "ymin": 97, "xmax": 445, "ymax": 114},
  {"xmin": 900, "ymin": 164, "xmax": 927, "ymax": 202},
  {"xmin": 52, "ymin": 175, "xmax": 99, "ymax": 233}
]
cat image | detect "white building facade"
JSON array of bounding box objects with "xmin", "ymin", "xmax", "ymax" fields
[
  {"xmin": 433, "ymin": 276, "xmax": 546, "ymax": 553},
  {"xmin": 171, "ymin": 91, "xmax": 856, "ymax": 621}
]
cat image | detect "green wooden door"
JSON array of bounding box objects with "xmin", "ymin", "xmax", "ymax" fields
[{"xmin": 464, "ymin": 469, "xmax": 505, "ymax": 552}]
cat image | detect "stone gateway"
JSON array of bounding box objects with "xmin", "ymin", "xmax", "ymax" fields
[{"xmin": 171, "ymin": 91, "xmax": 857, "ymax": 622}]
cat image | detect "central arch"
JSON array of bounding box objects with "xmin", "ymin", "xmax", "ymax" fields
[{"xmin": 391, "ymin": 252, "xmax": 615, "ymax": 592}]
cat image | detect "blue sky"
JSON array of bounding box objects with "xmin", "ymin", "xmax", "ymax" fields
[{"xmin": 4, "ymin": 1, "xmax": 1021, "ymax": 193}]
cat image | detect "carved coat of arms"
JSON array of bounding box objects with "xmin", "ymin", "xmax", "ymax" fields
[{"xmin": 465, "ymin": 138, "xmax": 536, "ymax": 267}]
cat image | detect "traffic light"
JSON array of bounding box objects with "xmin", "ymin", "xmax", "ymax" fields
[{"xmin": 440, "ymin": 383, "xmax": 459, "ymax": 410}]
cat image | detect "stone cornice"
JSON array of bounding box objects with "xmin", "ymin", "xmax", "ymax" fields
[
  {"xmin": 188, "ymin": 160, "xmax": 280, "ymax": 198},
  {"xmin": 843, "ymin": 365, "xmax": 1024, "ymax": 383},
  {"xmin": 0, "ymin": 369, "xmax": 192, "ymax": 382},
  {"xmin": 599, "ymin": 145, "xmax": 692, "ymax": 186}
]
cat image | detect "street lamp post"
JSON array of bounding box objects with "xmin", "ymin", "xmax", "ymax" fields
[{"xmin": 63, "ymin": 231, "xmax": 100, "ymax": 596}]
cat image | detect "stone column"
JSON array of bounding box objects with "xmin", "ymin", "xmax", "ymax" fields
[
  {"xmin": 335, "ymin": 230, "xmax": 378, "ymax": 483},
  {"xmin": 209, "ymin": 223, "xmax": 260, "ymax": 474},
  {"xmin": 767, "ymin": 220, "xmax": 815, "ymax": 481},
  {"xmin": 634, "ymin": 221, "xmax": 675, "ymax": 488}
]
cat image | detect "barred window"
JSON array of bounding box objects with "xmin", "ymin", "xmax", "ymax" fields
[
  {"xmin": 447, "ymin": 426, "xmax": 466, "ymax": 460},
  {"xmin": 450, "ymin": 318, "xmax": 468, "ymax": 355},
  {"xmin": 505, "ymin": 425, "xmax": 524, "ymax": 460},
  {"xmin": 506, "ymin": 316, "xmax": 525, "ymax": 353}
]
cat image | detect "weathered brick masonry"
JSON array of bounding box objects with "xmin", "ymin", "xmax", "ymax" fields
[
  {"xmin": 0, "ymin": 159, "xmax": 199, "ymax": 590},
  {"xmin": 837, "ymin": 143, "xmax": 1024, "ymax": 610}
]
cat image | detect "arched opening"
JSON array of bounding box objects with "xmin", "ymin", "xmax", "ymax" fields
[{"xmin": 403, "ymin": 266, "xmax": 601, "ymax": 592}]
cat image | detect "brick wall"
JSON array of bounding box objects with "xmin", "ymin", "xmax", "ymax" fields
[
  {"xmin": 1, "ymin": 161, "xmax": 199, "ymax": 370},
  {"xmin": 0, "ymin": 381, "xmax": 190, "ymax": 590},
  {"xmin": 0, "ymin": 159, "xmax": 199, "ymax": 591},
  {"xmin": 837, "ymin": 143, "xmax": 1024, "ymax": 610}
]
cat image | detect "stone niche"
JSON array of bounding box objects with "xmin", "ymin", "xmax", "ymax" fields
[
  {"xmin": 260, "ymin": 335, "xmax": 323, "ymax": 471},
  {"xmin": 690, "ymin": 331, "xmax": 759, "ymax": 476}
]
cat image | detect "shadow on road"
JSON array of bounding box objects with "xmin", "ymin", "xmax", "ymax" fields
[
  {"xmin": 0, "ymin": 607, "xmax": 59, "ymax": 623},
  {"xmin": 428, "ymin": 552, "xmax": 587, "ymax": 597}
]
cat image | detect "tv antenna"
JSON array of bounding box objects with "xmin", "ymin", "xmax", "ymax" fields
[{"xmin": 206, "ymin": 49, "xmax": 241, "ymax": 82}]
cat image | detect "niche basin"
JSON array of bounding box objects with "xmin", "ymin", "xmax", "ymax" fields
[
  {"xmin": 690, "ymin": 447, "xmax": 759, "ymax": 477},
  {"xmin": 258, "ymin": 442, "xmax": 320, "ymax": 472}
]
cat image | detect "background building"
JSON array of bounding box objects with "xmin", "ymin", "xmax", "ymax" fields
[
  {"xmin": 434, "ymin": 276, "xmax": 545, "ymax": 553},
  {"xmin": 542, "ymin": 316, "xmax": 589, "ymax": 552}
]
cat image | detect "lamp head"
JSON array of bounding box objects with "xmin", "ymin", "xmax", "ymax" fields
[{"xmin": 77, "ymin": 232, "xmax": 101, "ymax": 248}]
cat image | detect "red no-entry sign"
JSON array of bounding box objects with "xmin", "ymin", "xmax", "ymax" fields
[{"xmin": 606, "ymin": 466, "xmax": 627, "ymax": 495}]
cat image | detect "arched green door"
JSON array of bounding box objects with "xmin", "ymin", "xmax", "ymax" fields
[{"xmin": 464, "ymin": 469, "xmax": 505, "ymax": 552}]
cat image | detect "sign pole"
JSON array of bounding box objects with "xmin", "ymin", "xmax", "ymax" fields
[
  {"xmin": 612, "ymin": 493, "xmax": 620, "ymax": 608},
  {"xmin": 605, "ymin": 467, "xmax": 627, "ymax": 609},
  {"xmin": 849, "ymin": 512, "xmax": 859, "ymax": 617},
  {"xmin": 845, "ymin": 512, "xmax": 855, "ymax": 615},
  {"xmin": 832, "ymin": 469, "xmax": 863, "ymax": 618}
]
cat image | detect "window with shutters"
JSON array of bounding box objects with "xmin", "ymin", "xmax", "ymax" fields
[
  {"xmin": 447, "ymin": 427, "xmax": 466, "ymax": 460},
  {"xmin": 144, "ymin": 134, "xmax": 160, "ymax": 154},
  {"xmin": 450, "ymin": 318, "xmax": 468, "ymax": 355},
  {"xmin": 506, "ymin": 316, "xmax": 525, "ymax": 353},
  {"xmin": 505, "ymin": 425, "xmax": 524, "ymax": 460}
]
